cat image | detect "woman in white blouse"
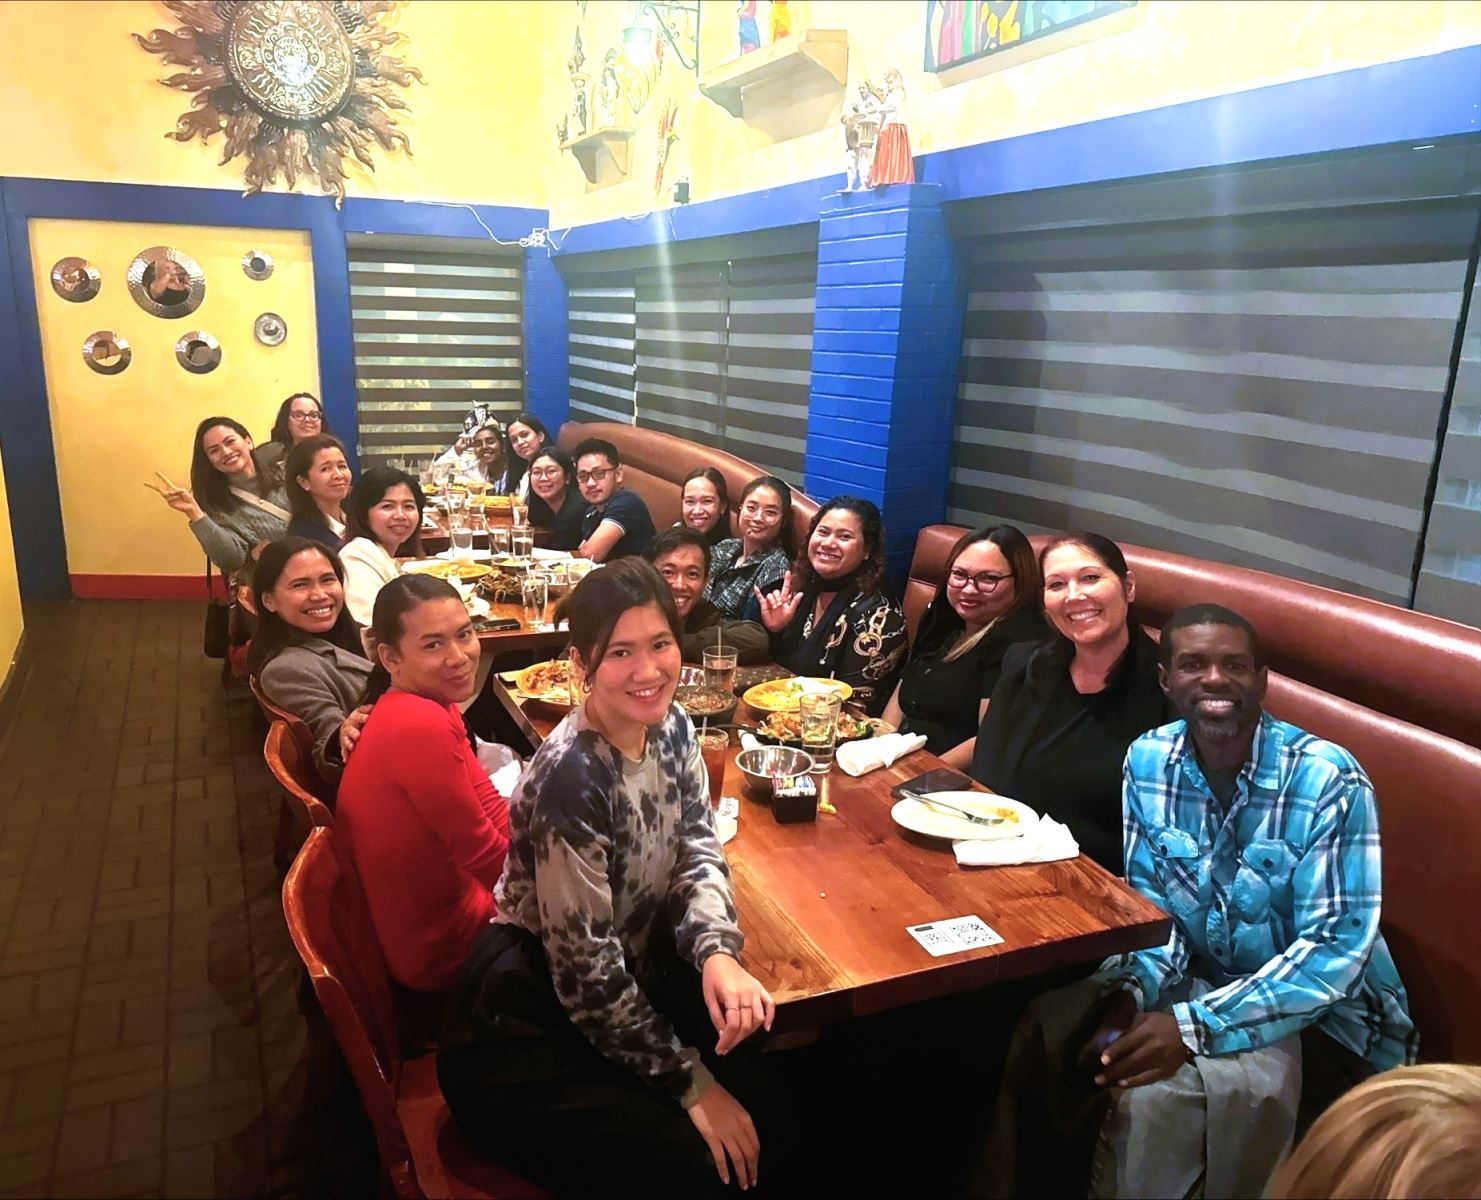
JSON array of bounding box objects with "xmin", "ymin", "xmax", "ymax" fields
[{"xmin": 339, "ymin": 466, "xmax": 428, "ymax": 627}]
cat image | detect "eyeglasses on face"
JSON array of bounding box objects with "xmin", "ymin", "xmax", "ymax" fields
[
  {"xmin": 947, "ymin": 567, "xmax": 1013, "ymax": 592},
  {"xmin": 289, "ymin": 411, "xmax": 322, "ymax": 424},
  {"xmin": 576, "ymin": 467, "xmax": 613, "ymax": 485},
  {"xmin": 529, "ymin": 467, "xmax": 563, "ymax": 480}
]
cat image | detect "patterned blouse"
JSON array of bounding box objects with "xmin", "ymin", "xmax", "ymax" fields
[
  {"xmin": 704, "ymin": 539, "xmax": 790, "ymax": 620},
  {"xmin": 769, "ymin": 586, "xmax": 909, "ymax": 716},
  {"xmin": 493, "ymin": 703, "xmax": 743, "ymax": 1105}
]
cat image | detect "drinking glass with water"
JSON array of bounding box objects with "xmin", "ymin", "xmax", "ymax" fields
[
  {"xmin": 702, "ymin": 647, "xmax": 737, "ymax": 696},
  {"xmin": 512, "ymin": 525, "xmax": 534, "ymax": 558},
  {"xmin": 797, "ymin": 692, "xmax": 842, "ymax": 775},
  {"xmin": 521, "ymin": 574, "xmax": 548, "ymax": 630}
]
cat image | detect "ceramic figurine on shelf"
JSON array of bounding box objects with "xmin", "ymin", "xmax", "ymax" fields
[
  {"xmin": 737, "ymin": 0, "xmax": 760, "ymax": 54},
  {"xmin": 770, "ymin": 0, "xmax": 792, "ymax": 43},
  {"xmin": 598, "ymin": 50, "xmax": 622, "ymax": 128},
  {"xmin": 869, "ymin": 69, "xmax": 915, "ymax": 187},
  {"xmin": 841, "ymin": 83, "xmax": 880, "ymax": 192}
]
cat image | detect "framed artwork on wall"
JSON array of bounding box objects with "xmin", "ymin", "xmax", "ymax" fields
[{"xmin": 925, "ymin": 0, "xmax": 1134, "ymax": 73}]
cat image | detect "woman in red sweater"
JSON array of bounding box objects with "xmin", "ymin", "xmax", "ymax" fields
[{"xmin": 337, "ymin": 573, "xmax": 509, "ymax": 994}]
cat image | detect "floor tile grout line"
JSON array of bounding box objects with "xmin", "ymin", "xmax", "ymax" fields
[{"xmin": 43, "ymin": 600, "xmax": 140, "ymax": 1194}]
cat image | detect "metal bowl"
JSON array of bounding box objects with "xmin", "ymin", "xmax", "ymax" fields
[{"xmin": 734, "ymin": 745, "xmax": 815, "ymax": 800}]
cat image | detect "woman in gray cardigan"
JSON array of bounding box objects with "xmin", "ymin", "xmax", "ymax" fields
[
  {"xmin": 247, "ymin": 538, "xmax": 372, "ymax": 787},
  {"xmin": 153, "ymin": 416, "xmax": 290, "ymax": 573}
]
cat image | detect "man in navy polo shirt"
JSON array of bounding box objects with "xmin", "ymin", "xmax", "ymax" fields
[{"xmin": 573, "ymin": 438, "xmax": 657, "ymax": 563}]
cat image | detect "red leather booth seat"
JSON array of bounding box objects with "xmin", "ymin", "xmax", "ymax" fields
[
  {"xmin": 556, "ymin": 421, "xmax": 818, "ymax": 553},
  {"xmin": 907, "ymin": 524, "xmax": 1481, "ymax": 1064}
]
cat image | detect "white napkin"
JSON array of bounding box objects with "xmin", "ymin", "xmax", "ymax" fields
[
  {"xmin": 476, "ymin": 740, "xmax": 524, "ymax": 797},
  {"xmin": 738, "ymin": 732, "xmax": 763, "ymax": 755},
  {"xmin": 952, "ymin": 815, "xmax": 1079, "ymax": 867},
  {"xmin": 836, "ymin": 731, "xmax": 928, "ymax": 777}
]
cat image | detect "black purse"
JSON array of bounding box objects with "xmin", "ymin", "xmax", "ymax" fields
[{"xmin": 203, "ymin": 557, "xmax": 230, "ymax": 659}]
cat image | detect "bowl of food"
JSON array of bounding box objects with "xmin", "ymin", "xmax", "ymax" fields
[
  {"xmin": 734, "ymin": 745, "xmax": 815, "ymax": 801},
  {"xmin": 675, "ymin": 684, "xmax": 737, "ymax": 724},
  {"xmin": 755, "ymin": 709, "xmax": 886, "ymax": 746}
]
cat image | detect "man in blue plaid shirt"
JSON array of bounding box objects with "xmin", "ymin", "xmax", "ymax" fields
[{"xmin": 976, "ymin": 603, "xmax": 1415, "ymax": 1198}]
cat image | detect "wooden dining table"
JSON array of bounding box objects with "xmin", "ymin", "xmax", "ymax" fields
[{"xmin": 493, "ymin": 679, "xmax": 1171, "ymax": 1033}]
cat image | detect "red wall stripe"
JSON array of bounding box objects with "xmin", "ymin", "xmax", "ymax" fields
[{"xmin": 70, "ymin": 574, "xmax": 230, "ymax": 601}]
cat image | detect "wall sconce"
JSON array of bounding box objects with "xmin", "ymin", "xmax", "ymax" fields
[{"xmin": 621, "ymin": 1, "xmax": 701, "ymax": 75}]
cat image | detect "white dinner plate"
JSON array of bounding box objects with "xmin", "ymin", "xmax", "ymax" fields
[{"xmin": 889, "ymin": 792, "xmax": 1036, "ymax": 842}]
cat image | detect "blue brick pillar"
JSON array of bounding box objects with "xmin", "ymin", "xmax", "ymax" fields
[
  {"xmin": 804, "ymin": 184, "xmax": 964, "ymax": 584},
  {"xmin": 523, "ymin": 247, "xmax": 569, "ymax": 431}
]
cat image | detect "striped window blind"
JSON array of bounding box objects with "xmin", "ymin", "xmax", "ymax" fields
[
  {"xmin": 632, "ymin": 252, "xmax": 814, "ymax": 484},
  {"xmin": 567, "ymin": 270, "xmax": 636, "ymax": 424},
  {"xmin": 946, "ymin": 152, "xmax": 1477, "ymax": 606},
  {"xmin": 348, "ymin": 233, "xmax": 524, "ymax": 469}
]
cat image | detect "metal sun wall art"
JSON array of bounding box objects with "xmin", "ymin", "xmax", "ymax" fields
[
  {"xmin": 83, "ymin": 331, "xmax": 132, "ymax": 375},
  {"xmin": 134, "ymin": 0, "xmax": 425, "ymax": 203},
  {"xmin": 127, "ymin": 246, "xmax": 207, "ymax": 319},
  {"xmin": 242, "ymin": 249, "xmax": 275, "ymax": 280},
  {"xmin": 51, "ymin": 258, "xmax": 102, "ymax": 303}
]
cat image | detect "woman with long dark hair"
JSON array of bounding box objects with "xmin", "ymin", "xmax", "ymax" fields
[
  {"xmin": 678, "ymin": 467, "xmax": 731, "ymax": 548},
  {"xmin": 705, "ymin": 475, "xmax": 793, "ymax": 621},
  {"xmin": 151, "ymin": 416, "xmax": 290, "ymax": 572},
  {"xmin": 754, "ymin": 495, "xmax": 908, "ymax": 715},
  {"xmin": 525, "ymin": 446, "xmax": 585, "ymax": 551},
  {"xmin": 258, "ymin": 392, "xmax": 332, "ymax": 471},
  {"xmin": 338, "ymin": 466, "xmax": 427, "ymax": 627},
  {"xmin": 969, "ymin": 532, "xmax": 1171, "ymax": 872},
  {"xmin": 439, "ymin": 559, "xmax": 781, "ymax": 1197},
  {"xmin": 336, "ymin": 574, "xmax": 509, "ymax": 993},
  {"xmin": 881, "ymin": 525, "xmax": 1046, "ymax": 765},
  {"xmin": 248, "ymin": 538, "xmax": 370, "ymax": 786},
  {"xmin": 468, "ymin": 422, "xmax": 513, "ymax": 493},
  {"xmin": 284, "ymin": 434, "xmax": 353, "ymax": 550},
  {"xmin": 506, "ymin": 411, "xmax": 550, "ymax": 502}
]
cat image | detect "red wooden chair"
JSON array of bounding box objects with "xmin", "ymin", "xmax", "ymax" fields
[
  {"xmin": 264, "ymin": 721, "xmax": 335, "ymax": 832},
  {"xmin": 282, "ymin": 828, "xmax": 548, "ymax": 1199},
  {"xmin": 250, "ymin": 675, "xmax": 324, "ymax": 785}
]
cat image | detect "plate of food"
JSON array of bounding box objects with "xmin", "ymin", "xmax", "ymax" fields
[
  {"xmin": 474, "ymin": 567, "xmax": 524, "ymax": 601},
  {"xmin": 741, "ymin": 676, "xmax": 853, "ymax": 714},
  {"xmin": 754, "ymin": 709, "xmax": 891, "ymax": 745},
  {"xmin": 403, "ymin": 559, "xmax": 492, "ymax": 583},
  {"xmin": 515, "ymin": 659, "xmax": 578, "ymax": 711},
  {"xmin": 469, "ymin": 493, "xmax": 513, "ymax": 509},
  {"xmin": 889, "ymin": 792, "xmax": 1035, "ymax": 842},
  {"xmin": 675, "ymin": 684, "xmax": 737, "ymax": 723}
]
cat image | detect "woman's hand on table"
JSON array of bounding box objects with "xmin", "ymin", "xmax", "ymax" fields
[
  {"xmin": 702, "ymin": 952, "xmax": 774, "ymax": 1054},
  {"xmin": 753, "ymin": 570, "xmax": 803, "ymax": 633}
]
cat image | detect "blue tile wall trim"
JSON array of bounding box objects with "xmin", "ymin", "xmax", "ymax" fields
[
  {"xmin": 0, "ymin": 176, "xmax": 548, "ymax": 600},
  {"xmin": 522, "ymin": 246, "xmax": 570, "ymax": 432}
]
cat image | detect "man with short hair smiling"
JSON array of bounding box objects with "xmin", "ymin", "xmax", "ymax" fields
[
  {"xmin": 572, "ymin": 437, "xmax": 657, "ymax": 563},
  {"xmin": 977, "ymin": 603, "xmax": 1416, "ymax": 1199}
]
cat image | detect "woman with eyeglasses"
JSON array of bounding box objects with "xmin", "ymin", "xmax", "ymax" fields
[
  {"xmin": 525, "ymin": 447, "xmax": 585, "ymax": 551},
  {"xmin": 257, "ymin": 392, "xmax": 331, "ymax": 472},
  {"xmin": 705, "ymin": 476, "xmax": 793, "ymax": 621},
  {"xmin": 881, "ymin": 526, "xmax": 1045, "ymax": 767}
]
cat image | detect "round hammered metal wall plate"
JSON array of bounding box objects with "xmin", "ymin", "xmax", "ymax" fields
[
  {"xmin": 51, "ymin": 257, "xmax": 102, "ymax": 302},
  {"xmin": 82, "ymin": 331, "xmax": 131, "ymax": 375},
  {"xmin": 242, "ymin": 249, "xmax": 274, "ymax": 280},
  {"xmin": 175, "ymin": 330, "xmax": 222, "ymax": 374},
  {"xmin": 253, "ymin": 312, "xmax": 287, "ymax": 346},
  {"xmin": 127, "ymin": 246, "xmax": 206, "ymax": 319}
]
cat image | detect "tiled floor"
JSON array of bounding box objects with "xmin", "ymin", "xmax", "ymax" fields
[{"xmin": 0, "ymin": 601, "xmax": 375, "ymax": 1198}]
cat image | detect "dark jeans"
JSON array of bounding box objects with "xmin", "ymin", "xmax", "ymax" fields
[{"xmin": 437, "ymin": 923, "xmax": 796, "ymax": 1199}]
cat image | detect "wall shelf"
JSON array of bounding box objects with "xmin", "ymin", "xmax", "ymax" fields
[
  {"xmin": 562, "ymin": 127, "xmax": 635, "ymax": 188},
  {"xmin": 699, "ymin": 29, "xmax": 848, "ymax": 120}
]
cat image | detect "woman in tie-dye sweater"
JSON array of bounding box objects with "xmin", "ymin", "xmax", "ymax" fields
[{"xmin": 438, "ymin": 559, "xmax": 781, "ymax": 1198}]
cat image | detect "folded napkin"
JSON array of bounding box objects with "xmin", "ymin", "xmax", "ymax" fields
[
  {"xmin": 836, "ymin": 731, "xmax": 928, "ymax": 777},
  {"xmin": 953, "ymin": 814, "xmax": 1079, "ymax": 868},
  {"xmin": 738, "ymin": 732, "xmax": 763, "ymax": 755}
]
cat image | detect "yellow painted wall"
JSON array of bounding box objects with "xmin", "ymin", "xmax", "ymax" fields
[
  {"xmin": 0, "ymin": 0, "xmax": 553, "ymax": 209},
  {"xmin": 545, "ymin": 0, "xmax": 1481, "ymax": 228},
  {"xmin": 0, "ymin": 456, "xmax": 22, "ymax": 689},
  {"xmin": 29, "ymin": 220, "xmax": 319, "ymax": 578}
]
